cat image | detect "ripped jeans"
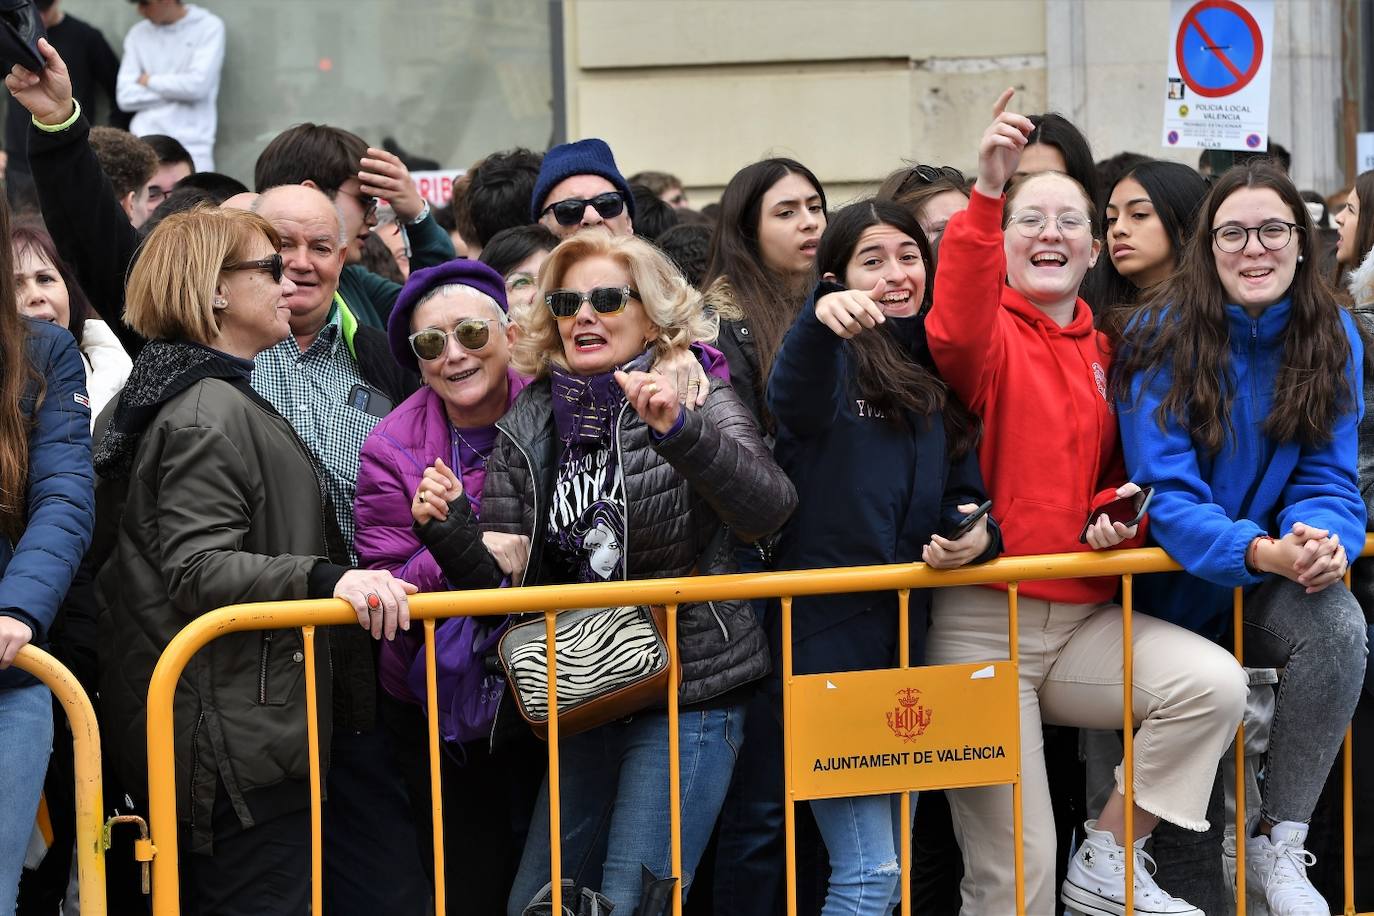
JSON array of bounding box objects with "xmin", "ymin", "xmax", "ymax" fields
[{"xmin": 811, "ymin": 792, "xmax": 917, "ymax": 916}]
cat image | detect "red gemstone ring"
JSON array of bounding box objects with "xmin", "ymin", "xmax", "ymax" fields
[{"xmin": 366, "ymin": 593, "xmax": 382, "ymax": 611}]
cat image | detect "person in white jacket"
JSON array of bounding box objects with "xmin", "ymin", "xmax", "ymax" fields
[
  {"xmin": 115, "ymin": 1, "xmax": 224, "ymax": 172},
  {"xmin": 11, "ymin": 224, "xmax": 130, "ymax": 427}
]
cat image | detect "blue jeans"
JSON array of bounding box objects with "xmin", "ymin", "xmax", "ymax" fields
[
  {"xmin": 1244, "ymin": 577, "xmax": 1368, "ymax": 824},
  {"xmin": 0, "ymin": 684, "xmax": 53, "ymax": 916},
  {"xmin": 507, "ymin": 705, "xmax": 745, "ymax": 915},
  {"xmin": 811, "ymin": 793, "xmax": 917, "ymax": 916}
]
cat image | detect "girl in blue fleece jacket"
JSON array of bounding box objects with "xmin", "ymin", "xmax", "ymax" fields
[{"xmin": 1117, "ymin": 162, "xmax": 1368, "ymax": 916}]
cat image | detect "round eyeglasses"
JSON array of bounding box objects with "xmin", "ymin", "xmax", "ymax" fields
[
  {"xmin": 1006, "ymin": 210, "xmax": 1092, "ymax": 239},
  {"xmin": 1210, "ymin": 221, "xmax": 1300, "ymax": 254}
]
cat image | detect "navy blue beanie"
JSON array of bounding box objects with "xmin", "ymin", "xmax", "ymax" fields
[
  {"xmin": 388, "ymin": 259, "xmax": 509, "ymax": 373},
  {"xmin": 529, "ymin": 138, "xmax": 636, "ymax": 223}
]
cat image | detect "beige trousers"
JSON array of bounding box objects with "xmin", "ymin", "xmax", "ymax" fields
[{"xmin": 927, "ymin": 586, "xmax": 1247, "ymax": 915}]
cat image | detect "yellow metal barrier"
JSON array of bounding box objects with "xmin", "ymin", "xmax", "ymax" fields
[
  {"xmin": 11, "ymin": 645, "xmax": 107, "ymax": 914},
  {"xmin": 142, "ymin": 545, "xmax": 1374, "ymax": 915}
]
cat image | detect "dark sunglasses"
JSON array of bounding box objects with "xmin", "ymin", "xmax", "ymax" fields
[
  {"xmin": 896, "ymin": 164, "xmax": 967, "ymax": 196},
  {"xmin": 408, "ymin": 319, "xmax": 497, "ymax": 360},
  {"xmin": 545, "ymin": 286, "xmax": 640, "ymax": 320},
  {"xmin": 540, "ymin": 192, "xmax": 626, "ymax": 227},
  {"xmin": 224, "ymin": 253, "xmax": 285, "ymax": 283}
]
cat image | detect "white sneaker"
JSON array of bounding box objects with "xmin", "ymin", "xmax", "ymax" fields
[
  {"xmin": 1061, "ymin": 820, "xmax": 1203, "ymax": 916},
  {"xmin": 1245, "ymin": 822, "xmax": 1331, "ymax": 915}
]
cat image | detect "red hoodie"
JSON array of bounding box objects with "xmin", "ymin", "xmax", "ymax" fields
[{"xmin": 927, "ymin": 188, "xmax": 1140, "ymax": 604}]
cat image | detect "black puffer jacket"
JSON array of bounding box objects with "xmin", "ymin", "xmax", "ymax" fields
[{"xmin": 420, "ymin": 377, "xmax": 797, "ymax": 705}]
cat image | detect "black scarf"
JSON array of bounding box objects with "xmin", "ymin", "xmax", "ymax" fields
[{"xmin": 94, "ymin": 339, "xmax": 254, "ymax": 478}]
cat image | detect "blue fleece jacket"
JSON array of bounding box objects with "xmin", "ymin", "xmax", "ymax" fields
[
  {"xmin": 768, "ymin": 291, "xmax": 1000, "ymax": 675},
  {"xmin": 1118, "ymin": 298, "xmax": 1366, "ymax": 638},
  {"xmin": 0, "ymin": 320, "xmax": 94, "ymax": 688}
]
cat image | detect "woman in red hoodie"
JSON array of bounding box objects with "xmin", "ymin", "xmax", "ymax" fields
[{"xmin": 924, "ymin": 89, "xmax": 1247, "ymax": 916}]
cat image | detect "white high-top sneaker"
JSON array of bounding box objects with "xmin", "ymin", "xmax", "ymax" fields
[
  {"xmin": 1061, "ymin": 820, "xmax": 1204, "ymax": 916},
  {"xmin": 1245, "ymin": 821, "xmax": 1331, "ymax": 915}
]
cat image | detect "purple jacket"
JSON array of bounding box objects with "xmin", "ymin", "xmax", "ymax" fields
[{"xmin": 356, "ymin": 367, "xmax": 529, "ymax": 702}]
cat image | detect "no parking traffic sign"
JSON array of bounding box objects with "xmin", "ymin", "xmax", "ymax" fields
[{"xmin": 1161, "ymin": 0, "xmax": 1273, "ymax": 152}]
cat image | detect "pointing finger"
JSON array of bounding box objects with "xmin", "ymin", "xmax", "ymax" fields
[{"xmin": 992, "ymin": 87, "xmax": 1015, "ymax": 118}]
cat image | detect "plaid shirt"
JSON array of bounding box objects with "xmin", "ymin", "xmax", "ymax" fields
[{"xmin": 252, "ymin": 304, "xmax": 379, "ymax": 563}]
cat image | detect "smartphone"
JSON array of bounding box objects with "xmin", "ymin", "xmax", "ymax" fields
[
  {"xmin": 950, "ymin": 500, "xmax": 993, "ymax": 540},
  {"xmin": 346, "ymin": 384, "xmax": 396, "ymax": 420},
  {"xmin": 1078, "ymin": 487, "xmax": 1154, "ymax": 543}
]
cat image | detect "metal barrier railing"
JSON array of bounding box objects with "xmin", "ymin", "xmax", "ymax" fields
[
  {"xmin": 142, "ymin": 544, "xmax": 1374, "ymax": 916},
  {"xmin": 11, "ymin": 645, "xmax": 108, "ymax": 914}
]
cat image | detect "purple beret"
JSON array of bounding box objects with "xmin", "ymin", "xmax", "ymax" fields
[{"xmin": 387, "ymin": 258, "xmax": 509, "ymax": 373}]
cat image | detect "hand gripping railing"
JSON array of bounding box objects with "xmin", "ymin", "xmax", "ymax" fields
[{"xmin": 141, "ymin": 543, "xmax": 1374, "ymax": 916}]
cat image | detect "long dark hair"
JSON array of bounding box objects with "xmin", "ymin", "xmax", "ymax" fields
[
  {"xmin": 0, "ymin": 193, "xmax": 42, "ymax": 542},
  {"xmin": 702, "ymin": 157, "xmax": 826, "ymax": 387},
  {"xmin": 1098, "ymin": 160, "xmax": 1210, "ymax": 332},
  {"xmin": 12, "ymin": 223, "xmax": 94, "ymax": 348},
  {"xmin": 1114, "ymin": 162, "xmax": 1353, "ymax": 456},
  {"xmin": 1340, "ymin": 171, "xmax": 1374, "ymax": 292},
  {"xmin": 816, "ymin": 200, "xmax": 979, "ymax": 457}
]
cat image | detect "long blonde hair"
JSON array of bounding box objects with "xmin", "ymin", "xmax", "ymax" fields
[
  {"xmin": 125, "ymin": 206, "xmax": 281, "ymax": 344},
  {"xmin": 514, "ymin": 232, "xmax": 717, "ymax": 377}
]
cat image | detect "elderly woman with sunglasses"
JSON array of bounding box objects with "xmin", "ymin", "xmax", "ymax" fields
[
  {"xmin": 354, "ymin": 259, "xmax": 541, "ymax": 912},
  {"xmin": 95, "ymin": 207, "xmax": 416, "ymax": 915},
  {"xmin": 398, "ymin": 234, "xmax": 796, "ymax": 915}
]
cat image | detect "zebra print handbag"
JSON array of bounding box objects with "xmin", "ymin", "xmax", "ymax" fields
[{"xmin": 497, "ymin": 604, "xmax": 674, "ymax": 740}]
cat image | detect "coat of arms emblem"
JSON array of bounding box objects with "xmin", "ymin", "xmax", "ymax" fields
[{"xmin": 886, "ymin": 687, "xmax": 932, "ymax": 742}]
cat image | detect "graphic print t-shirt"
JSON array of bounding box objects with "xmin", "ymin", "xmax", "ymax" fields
[{"xmin": 546, "ymin": 439, "xmax": 627, "ymax": 582}]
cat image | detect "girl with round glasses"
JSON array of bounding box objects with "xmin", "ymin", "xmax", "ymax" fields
[
  {"xmin": 398, "ymin": 233, "xmax": 795, "ymax": 915},
  {"xmin": 923, "ymin": 89, "xmax": 1246, "ymax": 916},
  {"xmin": 1116, "ymin": 162, "xmax": 1368, "ymax": 916}
]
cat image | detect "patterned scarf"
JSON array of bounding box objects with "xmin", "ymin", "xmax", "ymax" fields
[
  {"xmin": 94, "ymin": 339, "xmax": 254, "ymax": 478},
  {"xmin": 549, "ymin": 350, "xmax": 652, "ymax": 445}
]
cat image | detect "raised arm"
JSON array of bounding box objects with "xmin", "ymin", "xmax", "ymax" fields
[
  {"xmin": 8, "ymin": 40, "xmax": 143, "ymax": 355},
  {"xmin": 926, "ymin": 88, "xmax": 1033, "ymax": 412}
]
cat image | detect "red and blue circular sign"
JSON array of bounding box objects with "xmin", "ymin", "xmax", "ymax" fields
[
  {"xmin": 1175, "ymin": 0, "xmax": 1264, "ymax": 98},
  {"xmin": 1245, "ymin": 133, "xmax": 1262, "ymax": 148},
  {"xmin": 1167, "ymin": 131, "xmax": 1180, "ymax": 145}
]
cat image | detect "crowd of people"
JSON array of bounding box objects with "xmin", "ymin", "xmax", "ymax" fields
[{"xmin": 0, "ymin": 5, "xmax": 1371, "ymax": 916}]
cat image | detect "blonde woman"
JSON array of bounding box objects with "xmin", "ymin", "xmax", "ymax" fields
[
  {"xmin": 94, "ymin": 207, "xmax": 415, "ymax": 913},
  {"xmin": 410, "ymin": 232, "xmax": 797, "ymax": 914}
]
